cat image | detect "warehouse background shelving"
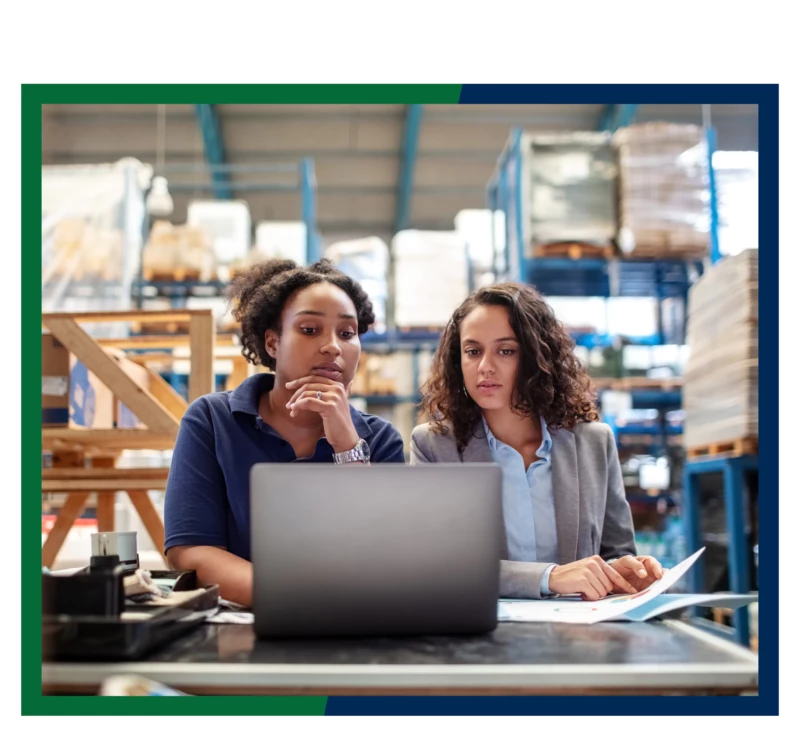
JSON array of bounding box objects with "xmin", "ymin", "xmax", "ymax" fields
[
  {"xmin": 482, "ymin": 109, "xmax": 757, "ymax": 601},
  {"xmin": 41, "ymin": 102, "xmax": 759, "ymax": 644}
]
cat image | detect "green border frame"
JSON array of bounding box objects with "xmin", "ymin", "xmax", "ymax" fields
[{"xmin": 24, "ymin": 84, "xmax": 462, "ymax": 715}]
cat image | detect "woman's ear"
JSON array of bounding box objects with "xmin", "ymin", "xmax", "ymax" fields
[{"xmin": 264, "ymin": 330, "xmax": 279, "ymax": 360}]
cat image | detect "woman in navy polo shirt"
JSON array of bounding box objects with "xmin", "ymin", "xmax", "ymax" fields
[{"xmin": 164, "ymin": 259, "xmax": 405, "ymax": 606}]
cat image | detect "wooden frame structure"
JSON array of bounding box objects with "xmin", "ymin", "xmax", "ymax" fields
[{"xmin": 41, "ymin": 309, "xmax": 218, "ymax": 568}]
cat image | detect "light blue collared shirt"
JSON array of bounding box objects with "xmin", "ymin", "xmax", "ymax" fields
[{"xmin": 483, "ymin": 416, "xmax": 558, "ymax": 596}]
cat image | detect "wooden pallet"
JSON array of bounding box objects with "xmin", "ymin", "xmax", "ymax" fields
[
  {"xmin": 686, "ymin": 437, "xmax": 758, "ymax": 460},
  {"xmin": 624, "ymin": 246, "xmax": 708, "ymax": 260},
  {"xmin": 615, "ymin": 377, "xmax": 683, "ymax": 391},
  {"xmin": 532, "ymin": 242, "xmax": 615, "ymax": 260},
  {"xmin": 591, "ymin": 377, "xmax": 684, "ymax": 392},
  {"xmin": 142, "ymin": 267, "xmax": 204, "ymax": 283},
  {"xmin": 397, "ymin": 326, "xmax": 444, "ymax": 335}
]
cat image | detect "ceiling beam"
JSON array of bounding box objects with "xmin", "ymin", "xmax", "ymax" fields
[
  {"xmin": 194, "ymin": 104, "xmax": 232, "ymax": 199},
  {"xmin": 598, "ymin": 104, "xmax": 639, "ymax": 132},
  {"xmin": 394, "ymin": 104, "xmax": 423, "ymax": 233}
]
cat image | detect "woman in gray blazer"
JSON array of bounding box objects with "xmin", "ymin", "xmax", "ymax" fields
[{"xmin": 411, "ymin": 282, "xmax": 665, "ymax": 601}]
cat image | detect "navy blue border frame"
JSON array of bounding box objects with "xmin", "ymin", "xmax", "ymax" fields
[{"xmin": 326, "ymin": 84, "xmax": 778, "ymax": 717}]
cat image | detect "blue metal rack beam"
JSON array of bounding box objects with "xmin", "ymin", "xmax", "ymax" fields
[
  {"xmin": 194, "ymin": 104, "xmax": 232, "ymax": 200},
  {"xmin": 522, "ymin": 258, "xmax": 702, "ymax": 306},
  {"xmin": 682, "ymin": 454, "xmax": 758, "ymax": 648},
  {"xmin": 598, "ymin": 104, "xmax": 639, "ymax": 132},
  {"xmin": 394, "ymin": 104, "xmax": 423, "ymax": 233}
]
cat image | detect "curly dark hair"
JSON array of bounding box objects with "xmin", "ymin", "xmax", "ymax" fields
[
  {"xmin": 421, "ymin": 282, "xmax": 599, "ymax": 453},
  {"xmin": 227, "ymin": 258, "xmax": 375, "ymax": 369}
]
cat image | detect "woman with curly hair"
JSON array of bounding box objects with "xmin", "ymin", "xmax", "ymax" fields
[
  {"xmin": 411, "ymin": 283, "xmax": 664, "ymax": 601},
  {"xmin": 165, "ymin": 259, "xmax": 405, "ymax": 606}
]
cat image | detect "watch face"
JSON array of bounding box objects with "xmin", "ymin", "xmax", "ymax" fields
[{"xmin": 359, "ymin": 439, "xmax": 371, "ymax": 461}]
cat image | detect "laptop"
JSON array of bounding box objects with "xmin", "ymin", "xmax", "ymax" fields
[{"xmin": 250, "ymin": 463, "xmax": 503, "ymax": 638}]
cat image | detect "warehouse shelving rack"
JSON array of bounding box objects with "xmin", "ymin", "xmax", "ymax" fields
[
  {"xmin": 487, "ymin": 121, "xmax": 757, "ymax": 646},
  {"xmin": 485, "ymin": 125, "xmax": 716, "ymax": 447},
  {"xmin": 486, "ymin": 120, "xmax": 726, "ymax": 576},
  {"xmin": 133, "ymin": 158, "xmax": 320, "ymax": 304},
  {"xmin": 128, "ymin": 159, "xmax": 319, "ymax": 393},
  {"xmin": 486, "ymin": 127, "xmax": 711, "ymax": 344}
]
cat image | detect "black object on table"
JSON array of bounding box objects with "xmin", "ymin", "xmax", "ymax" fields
[{"xmin": 42, "ymin": 564, "xmax": 215, "ymax": 662}]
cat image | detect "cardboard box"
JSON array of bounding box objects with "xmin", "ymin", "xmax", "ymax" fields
[
  {"xmin": 42, "ymin": 335, "xmax": 156, "ymax": 430},
  {"xmin": 683, "ymin": 249, "xmax": 758, "ymax": 447},
  {"xmin": 42, "ymin": 333, "xmax": 115, "ymax": 428},
  {"xmin": 614, "ymin": 123, "xmax": 710, "ymax": 259}
]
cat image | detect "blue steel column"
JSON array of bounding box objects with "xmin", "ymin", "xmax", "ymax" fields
[
  {"xmin": 598, "ymin": 104, "xmax": 639, "ymax": 132},
  {"xmin": 394, "ymin": 104, "xmax": 423, "ymax": 234},
  {"xmin": 194, "ymin": 104, "xmax": 232, "ymax": 200},
  {"xmin": 513, "ymin": 129, "xmax": 525, "ymax": 284},
  {"xmin": 498, "ymin": 166, "xmax": 509, "ymax": 279},
  {"xmin": 682, "ymin": 465, "xmax": 703, "ymax": 593},
  {"xmin": 300, "ymin": 158, "xmax": 319, "ymax": 264},
  {"xmin": 723, "ymin": 458, "xmax": 751, "ymax": 646},
  {"xmin": 706, "ymin": 126, "xmax": 722, "ymax": 264},
  {"xmin": 488, "ymin": 180, "xmax": 499, "ymax": 282}
]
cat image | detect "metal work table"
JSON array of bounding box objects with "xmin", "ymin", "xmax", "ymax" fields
[{"xmin": 42, "ymin": 619, "xmax": 758, "ymax": 696}]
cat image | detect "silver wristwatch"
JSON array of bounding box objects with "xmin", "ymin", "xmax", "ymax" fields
[{"xmin": 332, "ymin": 438, "xmax": 371, "ymax": 464}]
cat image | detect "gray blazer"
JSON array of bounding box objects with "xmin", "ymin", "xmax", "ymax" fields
[{"xmin": 410, "ymin": 420, "xmax": 636, "ymax": 599}]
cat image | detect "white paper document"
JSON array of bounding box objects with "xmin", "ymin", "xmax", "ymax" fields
[
  {"xmin": 206, "ymin": 610, "xmax": 255, "ymax": 624},
  {"xmin": 497, "ymin": 548, "xmax": 755, "ymax": 625}
]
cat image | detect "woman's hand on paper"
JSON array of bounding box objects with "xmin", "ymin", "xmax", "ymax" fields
[
  {"xmin": 609, "ymin": 555, "xmax": 664, "ymax": 593},
  {"xmin": 549, "ymin": 556, "xmax": 638, "ymax": 600}
]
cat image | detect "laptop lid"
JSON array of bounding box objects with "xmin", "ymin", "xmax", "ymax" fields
[{"xmin": 250, "ymin": 463, "xmax": 503, "ymax": 638}]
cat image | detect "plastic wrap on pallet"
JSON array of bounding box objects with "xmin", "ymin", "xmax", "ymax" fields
[
  {"xmin": 614, "ymin": 123, "xmax": 710, "ymax": 259},
  {"xmin": 455, "ymin": 209, "xmax": 506, "ymax": 273},
  {"xmin": 226, "ymin": 222, "xmax": 307, "ymax": 282},
  {"xmin": 325, "ymin": 237, "xmax": 389, "ymax": 335},
  {"xmin": 254, "ymin": 221, "xmax": 307, "ymax": 265},
  {"xmin": 683, "ymin": 249, "xmax": 758, "ymax": 448},
  {"xmin": 392, "ymin": 230, "xmax": 470, "ymax": 329},
  {"xmin": 714, "ymin": 151, "xmax": 758, "ymax": 257},
  {"xmin": 187, "ymin": 200, "xmax": 251, "ymax": 265},
  {"xmin": 142, "ymin": 220, "xmax": 218, "ymax": 282},
  {"xmin": 546, "ymin": 297, "xmax": 608, "ymax": 336},
  {"xmin": 622, "ymin": 344, "xmax": 688, "ymax": 378},
  {"xmin": 42, "ymin": 159, "xmax": 149, "ymax": 338},
  {"xmin": 525, "ymin": 132, "xmax": 617, "ymax": 251}
]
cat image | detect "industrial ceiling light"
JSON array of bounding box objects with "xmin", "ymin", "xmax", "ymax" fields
[
  {"xmin": 146, "ymin": 104, "xmax": 174, "ymax": 217},
  {"xmin": 147, "ymin": 175, "xmax": 174, "ymax": 217}
]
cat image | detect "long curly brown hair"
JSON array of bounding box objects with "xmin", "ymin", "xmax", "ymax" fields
[{"xmin": 421, "ymin": 283, "xmax": 599, "ymax": 453}]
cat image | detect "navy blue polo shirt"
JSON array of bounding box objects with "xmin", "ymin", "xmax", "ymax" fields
[{"xmin": 164, "ymin": 373, "xmax": 406, "ymax": 561}]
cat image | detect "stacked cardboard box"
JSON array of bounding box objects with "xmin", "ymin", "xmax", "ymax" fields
[
  {"xmin": 187, "ymin": 200, "xmax": 251, "ymax": 265},
  {"xmin": 326, "ymin": 237, "xmax": 390, "ymax": 336},
  {"xmin": 392, "ymin": 231, "xmax": 470, "ymax": 328},
  {"xmin": 683, "ymin": 249, "xmax": 758, "ymax": 448},
  {"xmin": 614, "ymin": 123, "xmax": 710, "ymax": 259},
  {"xmin": 350, "ymin": 354, "xmax": 416, "ymax": 398},
  {"xmin": 142, "ymin": 221, "xmax": 217, "ymax": 281},
  {"xmin": 50, "ymin": 219, "xmax": 125, "ymax": 282}
]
